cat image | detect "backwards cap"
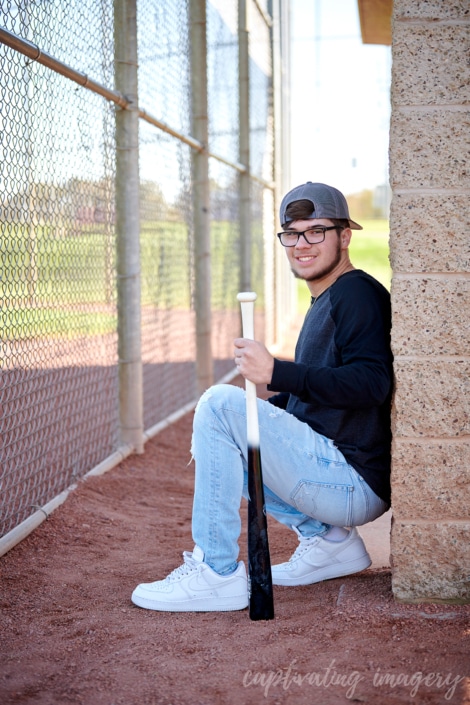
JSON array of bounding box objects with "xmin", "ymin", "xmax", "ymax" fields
[{"xmin": 279, "ymin": 182, "xmax": 362, "ymax": 230}]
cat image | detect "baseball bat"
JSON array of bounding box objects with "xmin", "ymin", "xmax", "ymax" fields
[{"xmin": 237, "ymin": 292, "xmax": 274, "ymax": 621}]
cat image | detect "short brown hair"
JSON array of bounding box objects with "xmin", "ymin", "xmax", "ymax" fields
[{"xmin": 283, "ymin": 199, "xmax": 313, "ymax": 224}]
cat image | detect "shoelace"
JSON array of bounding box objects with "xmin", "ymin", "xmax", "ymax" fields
[
  {"xmin": 164, "ymin": 551, "xmax": 199, "ymax": 582},
  {"xmin": 289, "ymin": 535, "xmax": 318, "ymax": 562}
]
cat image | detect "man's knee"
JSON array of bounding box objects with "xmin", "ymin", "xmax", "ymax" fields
[{"xmin": 195, "ymin": 384, "xmax": 243, "ymax": 420}]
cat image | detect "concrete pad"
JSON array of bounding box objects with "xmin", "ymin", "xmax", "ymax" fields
[{"xmin": 358, "ymin": 510, "xmax": 392, "ymax": 569}]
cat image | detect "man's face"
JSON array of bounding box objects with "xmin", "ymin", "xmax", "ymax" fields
[{"xmin": 282, "ymin": 218, "xmax": 350, "ymax": 283}]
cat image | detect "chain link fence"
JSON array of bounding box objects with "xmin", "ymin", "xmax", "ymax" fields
[{"xmin": 0, "ymin": 0, "xmax": 295, "ymax": 546}]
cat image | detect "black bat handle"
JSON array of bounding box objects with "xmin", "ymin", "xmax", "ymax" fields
[{"xmin": 247, "ymin": 447, "xmax": 274, "ymax": 620}]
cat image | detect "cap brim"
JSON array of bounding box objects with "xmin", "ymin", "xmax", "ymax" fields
[{"xmin": 349, "ymin": 220, "xmax": 363, "ymax": 230}]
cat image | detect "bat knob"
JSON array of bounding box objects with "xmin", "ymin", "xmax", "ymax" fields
[{"xmin": 237, "ymin": 292, "xmax": 257, "ymax": 303}]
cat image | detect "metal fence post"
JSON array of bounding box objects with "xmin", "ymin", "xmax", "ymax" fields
[
  {"xmin": 239, "ymin": 0, "xmax": 251, "ymax": 292},
  {"xmin": 190, "ymin": 0, "xmax": 213, "ymax": 394},
  {"xmin": 114, "ymin": 0, "xmax": 144, "ymax": 453}
]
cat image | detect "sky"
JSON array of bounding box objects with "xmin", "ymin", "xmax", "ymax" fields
[{"xmin": 289, "ymin": 0, "xmax": 392, "ymax": 196}]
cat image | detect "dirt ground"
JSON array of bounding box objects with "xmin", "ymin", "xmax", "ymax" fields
[{"xmin": 1, "ymin": 380, "xmax": 469, "ymax": 705}]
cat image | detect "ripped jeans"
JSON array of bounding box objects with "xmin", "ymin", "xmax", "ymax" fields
[{"xmin": 191, "ymin": 384, "xmax": 388, "ymax": 575}]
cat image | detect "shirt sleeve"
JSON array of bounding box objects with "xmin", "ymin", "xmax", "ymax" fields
[{"xmin": 267, "ymin": 391, "xmax": 290, "ymax": 409}]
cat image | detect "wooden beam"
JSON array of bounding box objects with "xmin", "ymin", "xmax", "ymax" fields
[{"xmin": 357, "ymin": 0, "xmax": 392, "ymax": 45}]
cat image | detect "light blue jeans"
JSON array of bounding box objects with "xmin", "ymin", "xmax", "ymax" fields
[{"xmin": 191, "ymin": 384, "xmax": 388, "ymax": 575}]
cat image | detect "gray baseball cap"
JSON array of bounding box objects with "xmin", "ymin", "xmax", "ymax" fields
[{"xmin": 279, "ymin": 182, "xmax": 362, "ymax": 230}]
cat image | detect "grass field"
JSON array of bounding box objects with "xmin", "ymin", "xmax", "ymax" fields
[
  {"xmin": 297, "ymin": 219, "xmax": 391, "ymax": 312},
  {"xmin": 349, "ymin": 219, "xmax": 391, "ymax": 289},
  {"xmin": 1, "ymin": 220, "xmax": 260, "ymax": 339},
  {"xmin": 1, "ymin": 219, "xmax": 390, "ymax": 339}
]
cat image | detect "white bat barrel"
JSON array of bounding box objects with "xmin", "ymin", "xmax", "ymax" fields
[{"xmin": 237, "ymin": 292, "xmax": 260, "ymax": 448}]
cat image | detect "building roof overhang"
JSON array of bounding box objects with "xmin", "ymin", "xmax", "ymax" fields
[{"xmin": 357, "ymin": 0, "xmax": 392, "ymax": 45}]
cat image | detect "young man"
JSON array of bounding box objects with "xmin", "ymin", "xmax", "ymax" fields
[{"xmin": 131, "ymin": 182, "xmax": 393, "ymax": 612}]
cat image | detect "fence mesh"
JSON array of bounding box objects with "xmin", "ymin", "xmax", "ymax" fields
[
  {"xmin": 1, "ymin": 0, "xmax": 119, "ymax": 537},
  {"xmin": 137, "ymin": 0, "xmax": 196, "ymax": 430},
  {"xmin": 208, "ymin": 1, "xmax": 242, "ymax": 383},
  {"xmin": 0, "ymin": 0, "xmax": 293, "ymax": 541}
]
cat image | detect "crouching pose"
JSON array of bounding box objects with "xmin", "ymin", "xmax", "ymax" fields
[{"xmin": 131, "ymin": 181, "xmax": 393, "ymax": 612}]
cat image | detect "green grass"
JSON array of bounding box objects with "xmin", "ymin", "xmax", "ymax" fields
[
  {"xmin": 1, "ymin": 226, "xmax": 115, "ymax": 305},
  {"xmin": 1, "ymin": 219, "xmax": 263, "ymax": 339},
  {"xmin": 297, "ymin": 219, "xmax": 391, "ymax": 312},
  {"xmin": 2, "ymin": 218, "xmax": 391, "ymax": 339},
  {"xmin": 349, "ymin": 219, "xmax": 391, "ymax": 289},
  {"xmin": 139, "ymin": 220, "xmax": 257, "ymax": 309},
  {"xmin": 1, "ymin": 308, "xmax": 117, "ymax": 340}
]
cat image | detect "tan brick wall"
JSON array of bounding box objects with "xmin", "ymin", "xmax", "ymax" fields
[{"xmin": 389, "ymin": 0, "xmax": 470, "ymax": 602}]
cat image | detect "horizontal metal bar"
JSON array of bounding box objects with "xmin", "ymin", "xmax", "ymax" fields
[
  {"xmin": 138, "ymin": 106, "xmax": 205, "ymax": 151},
  {"xmin": 208, "ymin": 150, "xmax": 247, "ymax": 175},
  {"xmin": 0, "ymin": 26, "xmax": 129, "ymax": 108},
  {"xmin": 0, "ymin": 26, "xmax": 275, "ymax": 187},
  {"xmin": 138, "ymin": 105, "xmax": 249, "ymax": 174},
  {"xmin": 138, "ymin": 107, "xmax": 248, "ymax": 174},
  {"xmin": 251, "ymin": 173, "xmax": 275, "ymax": 190}
]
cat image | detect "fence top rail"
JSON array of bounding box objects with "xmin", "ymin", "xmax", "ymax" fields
[
  {"xmin": 0, "ymin": 26, "xmax": 129, "ymax": 109},
  {"xmin": 0, "ymin": 26, "xmax": 273, "ymax": 190}
]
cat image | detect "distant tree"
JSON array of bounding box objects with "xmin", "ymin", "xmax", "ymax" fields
[
  {"xmin": 139, "ymin": 181, "xmax": 168, "ymax": 221},
  {"xmin": 346, "ymin": 189, "xmax": 384, "ymax": 220}
]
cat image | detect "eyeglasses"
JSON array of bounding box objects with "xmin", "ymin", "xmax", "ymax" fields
[{"xmin": 277, "ymin": 225, "xmax": 341, "ymax": 247}]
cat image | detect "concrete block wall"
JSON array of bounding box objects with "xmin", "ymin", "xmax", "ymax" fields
[{"xmin": 389, "ymin": 0, "xmax": 470, "ymax": 602}]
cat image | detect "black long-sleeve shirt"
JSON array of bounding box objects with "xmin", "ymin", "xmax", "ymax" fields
[{"xmin": 267, "ymin": 269, "xmax": 393, "ymax": 504}]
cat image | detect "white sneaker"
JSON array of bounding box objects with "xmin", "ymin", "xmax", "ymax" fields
[
  {"xmin": 271, "ymin": 527, "xmax": 371, "ymax": 586},
  {"xmin": 131, "ymin": 546, "xmax": 249, "ymax": 612}
]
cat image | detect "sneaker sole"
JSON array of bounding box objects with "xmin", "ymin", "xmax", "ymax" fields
[
  {"xmin": 272, "ymin": 554, "xmax": 372, "ymax": 587},
  {"xmin": 131, "ymin": 593, "xmax": 249, "ymax": 612}
]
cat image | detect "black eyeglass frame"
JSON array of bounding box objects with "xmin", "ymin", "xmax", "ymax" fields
[{"xmin": 277, "ymin": 225, "xmax": 342, "ymax": 247}]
